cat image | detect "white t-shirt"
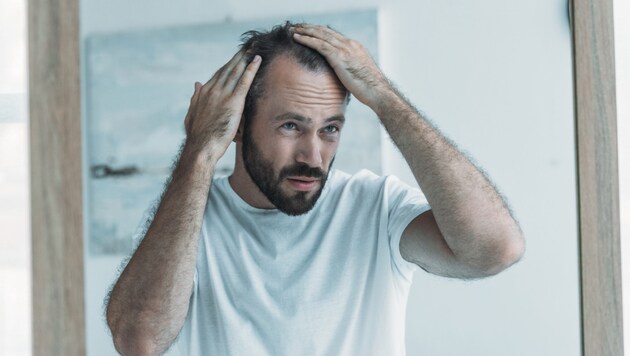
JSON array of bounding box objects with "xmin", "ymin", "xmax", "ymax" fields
[{"xmin": 133, "ymin": 169, "xmax": 430, "ymax": 356}]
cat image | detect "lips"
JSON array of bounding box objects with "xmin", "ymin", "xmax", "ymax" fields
[{"xmin": 286, "ymin": 176, "xmax": 320, "ymax": 191}]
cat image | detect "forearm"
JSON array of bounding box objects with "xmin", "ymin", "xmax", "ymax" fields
[
  {"xmin": 375, "ymin": 88, "xmax": 523, "ymax": 268},
  {"xmin": 289, "ymin": 24, "xmax": 523, "ymax": 271},
  {"xmin": 106, "ymin": 143, "xmax": 216, "ymax": 355}
]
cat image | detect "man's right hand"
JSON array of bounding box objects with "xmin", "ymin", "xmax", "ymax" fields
[
  {"xmin": 184, "ymin": 51, "xmax": 262, "ymax": 161},
  {"xmin": 107, "ymin": 52, "xmax": 262, "ymax": 355}
]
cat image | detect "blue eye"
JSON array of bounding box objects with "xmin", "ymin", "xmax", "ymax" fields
[
  {"xmin": 281, "ymin": 122, "xmax": 297, "ymax": 130},
  {"xmin": 323, "ymin": 125, "xmax": 339, "ymax": 133}
]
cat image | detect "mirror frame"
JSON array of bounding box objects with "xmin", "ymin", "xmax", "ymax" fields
[
  {"xmin": 572, "ymin": 0, "xmax": 623, "ymax": 354},
  {"xmin": 27, "ymin": 0, "xmax": 622, "ymax": 354}
]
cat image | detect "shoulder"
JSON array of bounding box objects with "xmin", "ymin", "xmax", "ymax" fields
[
  {"xmin": 318, "ymin": 169, "xmax": 384, "ymax": 209},
  {"xmin": 324, "ymin": 169, "xmax": 422, "ymax": 210},
  {"xmin": 210, "ymin": 174, "xmax": 229, "ymax": 191},
  {"xmin": 206, "ymin": 174, "xmax": 234, "ymax": 207},
  {"xmin": 327, "ymin": 169, "xmax": 421, "ymax": 197},
  {"xmin": 328, "ymin": 168, "xmax": 386, "ymax": 190}
]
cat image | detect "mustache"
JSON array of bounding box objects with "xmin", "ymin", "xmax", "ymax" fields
[{"xmin": 279, "ymin": 164, "xmax": 325, "ymax": 179}]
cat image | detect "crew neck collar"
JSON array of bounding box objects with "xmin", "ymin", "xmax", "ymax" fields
[{"xmin": 219, "ymin": 170, "xmax": 335, "ymax": 216}]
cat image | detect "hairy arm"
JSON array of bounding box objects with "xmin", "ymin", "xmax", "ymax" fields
[
  {"xmin": 293, "ymin": 25, "xmax": 524, "ymax": 277},
  {"xmin": 106, "ymin": 146, "xmax": 214, "ymax": 355},
  {"xmin": 376, "ymin": 88, "xmax": 524, "ymax": 276},
  {"xmin": 105, "ymin": 51, "xmax": 261, "ymax": 355}
]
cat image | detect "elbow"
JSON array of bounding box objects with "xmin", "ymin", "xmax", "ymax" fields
[
  {"xmin": 506, "ymin": 233, "xmax": 526, "ymax": 265},
  {"xmin": 485, "ymin": 232, "xmax": 526, "ymax": 276},
  {"xmin": 107, "ymin": 307, "xmax": 161, "ymax": 356},
  {"xmin": 452, "ymin": 227, "xmax": 526, "ymax": 279},
  {"xmin": 110, "ymin": 325, "xmax": 162, "ymax": 356}
]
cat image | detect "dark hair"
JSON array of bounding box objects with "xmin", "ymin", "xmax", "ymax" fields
[{"xmin": 239, "ymin": 21, "xmax": 349, "ymax": 128}]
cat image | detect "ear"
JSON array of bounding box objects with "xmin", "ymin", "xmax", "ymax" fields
[{"xmin": 233, "ymin": 116, "xmax": 245, "ymax": 143}]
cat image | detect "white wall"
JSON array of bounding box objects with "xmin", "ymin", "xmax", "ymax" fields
[
  {"xmin": 0, "ymin": 1, "xmax": 30, "ymax": 355},
  {"xmin": 81, "ymin": 1, "xmax": 579, "ymax": 355}
]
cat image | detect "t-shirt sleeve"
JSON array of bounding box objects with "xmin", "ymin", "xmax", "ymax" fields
[{"xmin": 385, "ymin": 175, "xmax": 432, "ymax": 282}]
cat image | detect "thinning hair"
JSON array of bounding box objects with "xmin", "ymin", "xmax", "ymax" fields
[{"xmin": 239, "ymin": 21, "xmax": 349, "ymax": 128}]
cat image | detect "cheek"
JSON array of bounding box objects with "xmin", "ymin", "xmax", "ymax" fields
[
  {"xmin": 323, "ymin": 140, "xmax": 339, "ymax": 160},
  {"xmin": 266, "ymin": 140, "xmax": 296, "ymax": 166}
]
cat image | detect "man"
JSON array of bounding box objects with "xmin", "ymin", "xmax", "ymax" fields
[{"xmin": 106, "ymin": 22, "xmax": 525, "ymax": 355}]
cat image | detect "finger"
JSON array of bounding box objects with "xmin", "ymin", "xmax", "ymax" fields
[
  {"xmin": 221, "ymin": 53, "xmax": 250, "ymax": 91},
  {"xmin": 216, "ymin": 50, "xmax": 247, "ymax": 86},
  {"xmin": 232, "ymin": 55, "xmax": 262, "ymax": 97},
  {"xmin": 292, "ymin": 33, "xmax": 339, "ymax": 58},
  {"xmin": 203, "ymin": 50, "xmax": 246, "ymax": 89},
  {"xmin": 293, "ymin": 24, "xmax": 346, "ymax": 47},
  {"xmin": 205, "ymin": 50, "xmax": 244, "ymax": 88}
]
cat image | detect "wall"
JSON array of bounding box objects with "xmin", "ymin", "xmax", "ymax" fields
[
  {"xmin": 0, "ymin": 1, "xmax": 30, "ymax": 354},
  {"xmin": 80, "ymin": 1, "xmax": 579, "ymax": 355}
]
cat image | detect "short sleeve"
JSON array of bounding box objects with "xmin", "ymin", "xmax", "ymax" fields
[{"xmin": 385, "ymin": 175, "xmax": 432, "ymax": 282}]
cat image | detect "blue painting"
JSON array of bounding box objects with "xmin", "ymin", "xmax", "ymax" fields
[{"xmin": 85, "ymin": 9, "xmax": 380, "ymax": 254}]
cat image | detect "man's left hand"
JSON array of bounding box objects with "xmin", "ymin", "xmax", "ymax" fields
[{"xmin": 292, "ymin": 24, "xmax": 393, "ymax": 112}]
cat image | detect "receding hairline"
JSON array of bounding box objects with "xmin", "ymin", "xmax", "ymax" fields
[
  {"xmin": 256, "ymin": 54, "xmax": 350, "ymax": 103},
  {"xmin": 240, "ymin": 22, "xmax": 351, "ymax": 129}
]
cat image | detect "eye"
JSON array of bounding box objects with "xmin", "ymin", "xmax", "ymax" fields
[
  {"xmin": 281, "ymin": 122, "xmax": 297, "ymax": 130},
  {"xmin": 323, "ymin": 125, "xmax": 339, "ymax": 134}
]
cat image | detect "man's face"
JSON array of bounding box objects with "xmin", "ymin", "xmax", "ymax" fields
[{"xmin": 242, "ymin": 55, "xmax": 348, "ymax": 216}]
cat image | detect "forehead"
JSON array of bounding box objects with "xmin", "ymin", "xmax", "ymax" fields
[{"xmin": 259, "ymin": 55, "xmax": 348, "ymax": 117}]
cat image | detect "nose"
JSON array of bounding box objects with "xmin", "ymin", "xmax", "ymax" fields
[{"xmin": 295, "ymin": 133, "xmax": 323, "ymax": 167}]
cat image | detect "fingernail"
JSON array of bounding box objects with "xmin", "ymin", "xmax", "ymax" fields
[{"xmin": 253, "ymin": 55, "xmax": 261, "ymax": 62}]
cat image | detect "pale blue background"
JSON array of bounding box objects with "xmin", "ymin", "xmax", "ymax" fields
[
  {"xmin": 85, "ymin": 10, "xmax": 380, "ymax": 255},
  {"xmin": 80, "ymin": 1, "xmax": 580, "ymax": 355}
]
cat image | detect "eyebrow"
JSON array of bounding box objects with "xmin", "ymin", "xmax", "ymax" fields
[{"xmin": 273, "ymin": 112, "xmax": 346, "ymax": 125}]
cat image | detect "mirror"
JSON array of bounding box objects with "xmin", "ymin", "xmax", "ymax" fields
[
  {"xmin": 79, "ymin": 2, "xmax": 579, "ymax": 355},
  {"xmin": 32, "ymin": 0, "xmax": 600, "ymax": 355}
]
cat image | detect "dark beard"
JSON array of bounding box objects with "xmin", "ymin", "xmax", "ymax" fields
[{"xmin": 242, "ymin": 130, "xmax": 334, "ymax": 216}]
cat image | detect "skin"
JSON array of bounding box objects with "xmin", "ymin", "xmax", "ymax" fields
[
  {"xmin": 106, "ymin": 24, "xmax": 526, "ymax": 355},
  {"xmin": 106, "ymin": 51, "xmax": 262, "ymax": 355},
  {"xmin": 229, "ymin": 55, "xmax": 348, "ymax": 212},
  {"xmin": 291, "ymin": 24, "xmax": 526, "ymax": 278}
]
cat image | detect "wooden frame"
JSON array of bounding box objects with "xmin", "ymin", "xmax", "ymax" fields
[
  {"xmin": 28, "ymin": 0, "xmax": 621, "ymax": 354},
  {"xmin": 28, "ymin": 0, "xmax": 85, "ymax": 354},
  {"xmin": 571, "ymin": 0, "xmax": 623, "ymax": 354}
]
